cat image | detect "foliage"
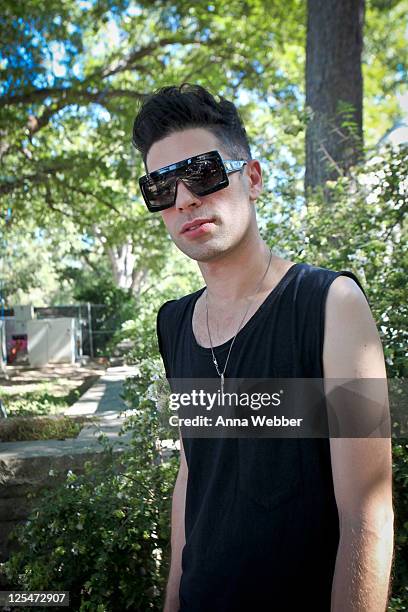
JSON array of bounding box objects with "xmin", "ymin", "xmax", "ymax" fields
[
  {"xmin": 0, "ymin": 219, "xmax": 82, "ymax": 307},
  {"xmin": 4, "ymin": 358, "xmax": 178, "ymax": 611},
  {"xmin": 0, "ymin": 0, "xmax": 305, "ymax": 296},
  {"xmin": 390, "ymin": 442, "xmax": 408, "ymax": 610},
  {"xmin": 364, "ymin": 0, "xmax": 408, "ymax": 146},
  {"xmin": 110, "ymin": 240, "xmax": 201, "ymax": 365},
  {"xmin": 71, "ymin": 267, "xmax": 138, "ymax": 356},
  {"xmin": 2, "ymin": 390, "xmax": 79, "ymax": 416},
  {"xmin": 0, "ymin": 373, "xmax": 101, "ymax": 416},
  {"xmin": 0, "ymin": 414, "xmax": 93, "ymax": 442},
  {"xmin": 1, "ymin": 0, "xmax": 406, "ymax": 301},
  {"xmin": 262, "ymin": 144, "xmax": 408, "ymax": 377},
  {"xmin": 1, "ymin": 387, "xmax": 81, "ymax": 415}
]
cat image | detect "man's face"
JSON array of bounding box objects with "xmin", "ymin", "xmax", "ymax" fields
[{"xmin": 145, "ymin": 127, "xmax": 262, "ymax": 262}]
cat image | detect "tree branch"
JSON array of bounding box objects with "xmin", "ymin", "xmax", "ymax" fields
[
  {"xmin": 0, "ymin": 162, "xmax": 74, "ymax": 196},
  {"xmin": 0, "ymin": 35, "xmax": 199, "ymax": 110},
  {"xmin": 0, "ymin": 86, "xmax": 147, "ymax": 110}
]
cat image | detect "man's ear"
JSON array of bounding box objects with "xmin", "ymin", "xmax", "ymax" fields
[{"xmin": 246, "ymin": 160, "xmax": 263, "ymax": 202}]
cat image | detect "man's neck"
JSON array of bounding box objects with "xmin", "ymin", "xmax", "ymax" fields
[{"xmin": 197, "ymin": 238, "xmax": 273, "ymax": 306}]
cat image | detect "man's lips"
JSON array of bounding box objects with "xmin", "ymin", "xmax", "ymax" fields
[{"xmin": 180, "ymin": 217, "xmax": 216, "ymax": 234}]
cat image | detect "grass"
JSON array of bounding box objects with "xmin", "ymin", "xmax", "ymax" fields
[
  {"xmin": 0, "ymin": 373, "xmax": 101, "ymax": 442},
  {"xmin": 1, "ymin": 387, "xmax": 81, "ymax": 416},
  {"xmin": 0, "ymin": 375, "xmax": 100, "ymax": 417}
]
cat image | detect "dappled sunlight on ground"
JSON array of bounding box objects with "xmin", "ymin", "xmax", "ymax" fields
[{"xmin": 0, "ymin": 362, "xmax": 107, "ymax": 396}]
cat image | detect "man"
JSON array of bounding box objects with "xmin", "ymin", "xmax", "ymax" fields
[{"xmin": 132, "ymin": 83, "xmax": 394, "ymax": 611}]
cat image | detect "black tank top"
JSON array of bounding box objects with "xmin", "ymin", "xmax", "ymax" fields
[{"xmin": 157, "ymin": 262, "xmax": 368, "ymax": 612}]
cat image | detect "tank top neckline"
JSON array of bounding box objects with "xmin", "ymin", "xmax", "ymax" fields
[{"xmin": 189, "ymin": 262, "xmax": 304, "ymax": 354}]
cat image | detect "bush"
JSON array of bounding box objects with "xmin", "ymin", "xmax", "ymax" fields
[
  {"xmin": 4, "ymin": 359, "xmax": 178, "ymax": 611},
  {"xmin": 390, "ymin": 442, "xmax": 408, "ymax": 610},
  {"xmin": 70, "ymin": 267, "xmax": 139, "ymax": 357}
]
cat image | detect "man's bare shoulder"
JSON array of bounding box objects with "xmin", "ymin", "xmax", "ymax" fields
[{"xmin": 323, "ymin": 274, "xmax": 384, "ymax": 379}]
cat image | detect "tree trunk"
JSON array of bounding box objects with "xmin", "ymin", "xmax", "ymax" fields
[
  {"xmin": 305, "ymin": 0, "xmax": 365, "ymax": 193},
  {"xmin": 105, "ymin": 242, "xmax": 149, "ymax": 296},
  {"xmin": 106, "ymin": 242, "xmax": 137, "ymax": 290}
]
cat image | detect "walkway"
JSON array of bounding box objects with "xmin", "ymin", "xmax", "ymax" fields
[
  {"xmin": 0, "ymin": 365, "xmax": 138, "ymax": 455},
  {"xmin": 64, "ymin": 365, "xmax": 138, "ymax": 416}
]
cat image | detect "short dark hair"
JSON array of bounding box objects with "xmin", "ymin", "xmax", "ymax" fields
[{"xmin": 132, "ymin": 83, "xmax": 252, "ymax": 166}]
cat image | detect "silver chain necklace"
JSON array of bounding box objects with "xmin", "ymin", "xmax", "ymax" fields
[{"xmin": 205, "ymin": 249, "xmax": 273, "ymax": 394}]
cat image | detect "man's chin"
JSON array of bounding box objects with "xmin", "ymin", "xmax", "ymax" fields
[{"xmin": 173, "ymin": 238, "xmax": 227, "ymax": 263}]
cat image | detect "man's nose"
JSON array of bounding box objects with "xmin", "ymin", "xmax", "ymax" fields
[{"xmin": 174, "ymin": 179, "xmax": 203, "ymax": 211}]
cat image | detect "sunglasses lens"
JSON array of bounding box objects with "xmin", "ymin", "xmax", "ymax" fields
[
  {"xmin": 143, "ymin": 174, "xmax": 177, "ymax": 211},
  {"xmin": 142, "ymin": 153, "xmax": 227, "ymax": 211},
  {"xmin": 183, "ymin": 157, "xmax": 225, "ymax": 194}
]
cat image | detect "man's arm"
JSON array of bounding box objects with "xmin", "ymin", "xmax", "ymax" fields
[
  {"xmin": 323, "ymin": 276, "xmax": 395, "ymax": 612},
  {"xmin": 163, "ymin": 429, "xmax": 188, "ymax": 612}
]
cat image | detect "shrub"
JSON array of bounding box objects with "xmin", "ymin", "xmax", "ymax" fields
[{"xmin": 390, "ymin": 442, "xmax": 408, "ymax": 610}]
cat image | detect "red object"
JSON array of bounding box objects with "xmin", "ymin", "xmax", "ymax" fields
[{"xmin": 7, "ymin": 337, "xmax": 27, "ymax": 364}]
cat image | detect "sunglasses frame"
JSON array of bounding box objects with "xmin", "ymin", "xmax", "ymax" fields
[{"xmin": 139, "ymin": 150, "xmax": 247, "ymax": 212}]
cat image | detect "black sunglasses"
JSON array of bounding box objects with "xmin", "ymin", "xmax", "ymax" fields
[{"xmin": 139, "ymin": 150, "xmax": 247, "ymax": 212}]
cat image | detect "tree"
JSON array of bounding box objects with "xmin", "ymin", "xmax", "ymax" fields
[
  {"xmin": 305, "ymin": 0, "xmax": 365, "ymax": 191},
  {"xmin": 0, "ymin": 0, "xmax": 305, "ymax": 294},
  {"xmin": 1, "ymin": 0, "xmax": 406, "ymax": 294}
]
